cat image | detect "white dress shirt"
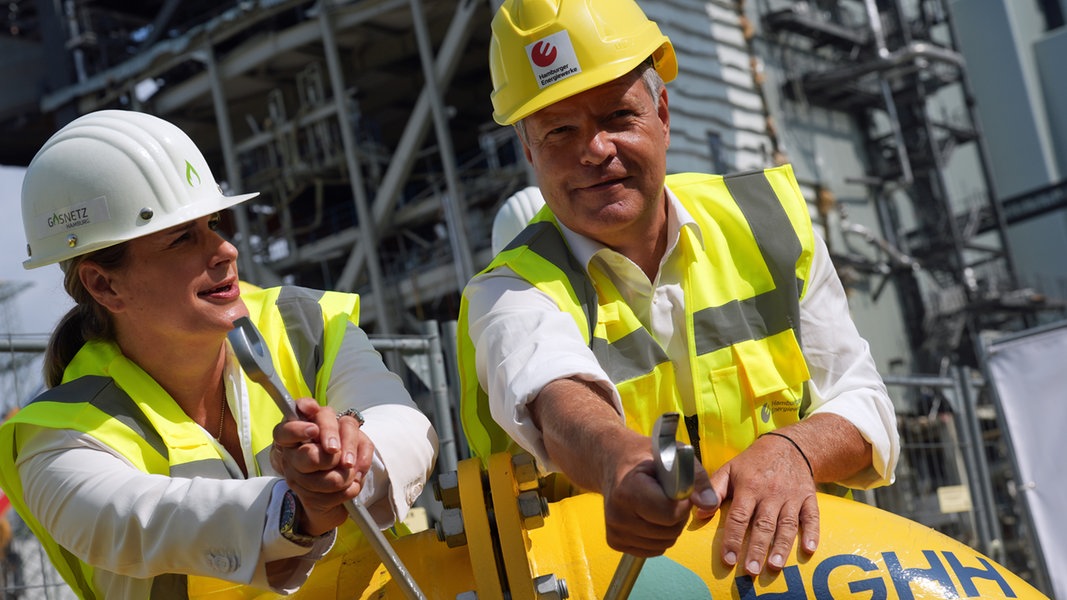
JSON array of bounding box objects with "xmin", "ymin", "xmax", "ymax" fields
[
  {"xmin": 15, "ymin": 326, "xmax": 437, "ymax": 598},
  {"xmin": 465, "ymin": 184, "xmax": 898, "ymax": 489}
]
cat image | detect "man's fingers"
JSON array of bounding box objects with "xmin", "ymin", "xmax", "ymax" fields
[
  {"xmin": 689, "ymin": 463, "xmax": 719, "ymax": 516},
  {"xmin": 698, "ymin": 464, "xmax": 730, "ymax": 520},
  {"xmin": 718, "ymin": 496, "xmax": 753, "ymax": 568},
  {"xmin": 604, "ymin": 506, "xmax": 687, "ymax": 557},
  {"xmin": 602, "ymin": 464, "xmax": 692, "ymax": 556},
  {"xmin": 737, "ymin": 503, "xmax": 782, "ymax": 576},
  {"xmin": 799, "ymin": 493, "xmax": 820, "ymax": 554},
  {"xmin": 760, "ymin": 501, "xmax": 802, "ymax": 572},
  {"xmin": 738, "ymin": 495, "xmax": 816, "ymax": 574}
]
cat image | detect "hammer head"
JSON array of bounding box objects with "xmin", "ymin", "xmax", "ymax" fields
[{"xmin": 651, "ymin": 413, "xmax": 695, "ymax": 500}]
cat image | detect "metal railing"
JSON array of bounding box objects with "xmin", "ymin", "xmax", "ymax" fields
[{"xmin": 869, "ymin": 370, "xmax": 1047, "ymax": 589}]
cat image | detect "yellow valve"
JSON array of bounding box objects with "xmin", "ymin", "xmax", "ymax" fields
[
  {"xmin": 455, "ymin": 455, "xmax": 506, "ymax": 600},
  {"xmin": 525, "ymin": 493, "xmax": 1047, "ymax": 599},
  {"xmin": 190, "ymin": 452, "xmax": 1049, "ymax": 599},
  {"xmin": 489, "ymin": 452, "xmax": 537, "ymax": 600}
]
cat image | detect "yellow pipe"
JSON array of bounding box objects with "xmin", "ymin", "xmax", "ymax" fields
[
  {"xmin": 192, "ymin": 454, "xmax": 1049, "ymax": 599},
  {"xmin": 524, "ymin": 493, "xmax": 1047, "ymax": 599}
]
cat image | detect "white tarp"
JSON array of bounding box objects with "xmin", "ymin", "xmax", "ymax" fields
[{"xmin": 986, "ymin": 321, "xmax": 1067, "ymax": 598}]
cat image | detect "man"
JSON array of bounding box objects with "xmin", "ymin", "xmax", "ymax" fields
[{"xmin": 458, "ymin": 0, "xmax": 898, "ymax": 577}]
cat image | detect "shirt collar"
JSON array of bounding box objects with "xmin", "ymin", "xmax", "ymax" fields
[{"xmin": 556, "ymin": 184, "xmax": 704, "ymax": 272}]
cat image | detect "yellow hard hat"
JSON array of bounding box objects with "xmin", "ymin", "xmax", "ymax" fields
[{"xmin": 489, "ymin": 0, "xmax": 677, "ymax": 125}]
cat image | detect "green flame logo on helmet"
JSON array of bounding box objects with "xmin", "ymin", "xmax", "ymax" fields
[{"xmin": 186, "ymin": 160, "xmax": 201, "ymax": 187}]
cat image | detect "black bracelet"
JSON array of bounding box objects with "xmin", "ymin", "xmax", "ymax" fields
[{"xmin": 761, "ymin": 431, "xmax": 813, "ymax": 478}]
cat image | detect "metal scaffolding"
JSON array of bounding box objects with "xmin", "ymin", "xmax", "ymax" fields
[
  {"xmin": 1, "ymin": 0, "xmax": 525, "ymax": 335},
  {"xmin": 753, "ymin": 0, "xmax": 1055, "ymax": 586},
  {"xmin": 756, "ymin": 0, "xmax": 1057, "ymax": 370}
]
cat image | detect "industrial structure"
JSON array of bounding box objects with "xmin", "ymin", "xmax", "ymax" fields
[{"xmin": 1, "ymin": 0, "xmax": 1064, "ymax": 595}]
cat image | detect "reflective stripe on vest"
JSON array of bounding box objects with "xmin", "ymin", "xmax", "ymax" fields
[
  {"xmin": 459, "ymin": 165, "xmax": 815, "ymax": 469},
  {"xmin": 0, "ymin": 284, "xmax": 360, "ymax": 599}
]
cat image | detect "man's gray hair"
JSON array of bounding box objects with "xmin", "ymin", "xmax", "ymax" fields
[{"xmin": 513, "ymin": 59, "xmax": 665, "ymax": 144}]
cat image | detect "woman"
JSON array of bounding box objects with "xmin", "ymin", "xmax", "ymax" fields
[{"xmin": 0, "ymin": 110, "xmax": 438, "ymax": 598}]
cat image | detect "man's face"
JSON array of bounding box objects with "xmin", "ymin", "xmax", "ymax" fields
[{"xmin": 520, "ymin": 71, "xmax": 670, "ymax": 249}]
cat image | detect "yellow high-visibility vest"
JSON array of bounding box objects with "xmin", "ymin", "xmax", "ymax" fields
[
  {"xmin": 0, "ymin": 284, "xmax": 364, "ymax": 599},
  {"xmin": 459, "ymin": 165, "xmax": 815, "ymax": 472}
]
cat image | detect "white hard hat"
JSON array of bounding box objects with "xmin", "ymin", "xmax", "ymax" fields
[
  {"xmin": 21, "ymin": 110, "xmax": 259, "ymax": 269},
  {"xmin": 491, "ymin": 186, "xmax": 546, "ymax": 254}
]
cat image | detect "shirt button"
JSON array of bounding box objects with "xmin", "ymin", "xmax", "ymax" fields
[{"xmin": 208, "ymin": 551, "xmax": 240, "ymax": 573}]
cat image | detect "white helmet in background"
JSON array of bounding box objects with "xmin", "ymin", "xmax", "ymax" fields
[
  {"xmin": 20, "ymin": 109, "xmax": 259, "ymax": 269},
  {"xmin": 491, "ymin": 185, "xmax": 546, "ymax": 254}
]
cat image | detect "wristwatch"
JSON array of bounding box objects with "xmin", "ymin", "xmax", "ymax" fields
[{"xmin": 279, "ymin": 489, "xmax": 316, "ymax": 546}]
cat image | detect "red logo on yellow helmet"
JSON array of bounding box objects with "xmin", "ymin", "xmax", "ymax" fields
[
  {"xmin": 525, "ymin": 30, "xmax": 582, "ymax": 90},
  {"xmin": 531, "ymin": 41, "xmax": 558, "ymax": 68}
]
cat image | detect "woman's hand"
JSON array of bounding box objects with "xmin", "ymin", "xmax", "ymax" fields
[{"xmin": 270, "ymin": 397, "xmax": 374, "ymax": 536}]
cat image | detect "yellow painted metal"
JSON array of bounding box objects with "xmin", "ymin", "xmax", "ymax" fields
[
  {"xmin": 339, "ymin": 529, "xmax": 472, "ymax": 600},
  {"xmin": 456, "ymin": 456, "xmax": 506, "ymax": 600},
  {"xmin": 188, "ymin": 452, "xmax": 1049, "ymax": 599},
  {"xmin": 187, "ymin": 527, "xmax": 473, "ymax": 599},
  {"xmin": 525, "ymin": 492, "xmax": 1049, "ymax": 599},
  {"xmin": 486, "ymin": 452, "xmax": 537, "ymax": 600},
  {"xmin": 238, "ymin": 457, "xmax": 506, "ymax": 599}
]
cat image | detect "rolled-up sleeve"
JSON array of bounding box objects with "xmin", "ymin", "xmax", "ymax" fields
[
  {"xmin": 800, "ymin": 234, "xmax": 900, "ymax": 489},
  {"xmin": 325, "ymin": 324, "xmax": 438, "ymax": 526},
  {"xmin": 464, "ymin": 268, "xmax": 623, "ymax": 472}
]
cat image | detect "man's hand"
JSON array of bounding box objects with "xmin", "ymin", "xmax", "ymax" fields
[
  {"xmin": 701, "ymin": 432, "xmax": 819, "ymax": 576},
  {"xmin": 698, "ymin": 414, "xmax": 872, "ymax": 576},
  {"xmin": 601, "ymin": 441, "xmax": 718, "ymax": 556},
  {"xmin": 531, "ymin": 378, "xmax": 718, "ymax": 556},
  {"xmin": 270, "ymin": 397, "xmax": 373, "ymax": 536}
]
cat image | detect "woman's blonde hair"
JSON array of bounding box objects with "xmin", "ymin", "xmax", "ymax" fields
[{"xmin": 44, "ymin": 243, "xmax": 129, "ymax": 388}]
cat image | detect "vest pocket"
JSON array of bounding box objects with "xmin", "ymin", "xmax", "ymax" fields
[
  {"xmin": 732, "ymin": 330, "xmax": 809, "ymax": 398},
  {"xmin": 702, "ymin": 331, "xmax": 810, "ymax": 450},
  {"xmin": 732, "ymin": 331, "xmax": 809, "ymax": 433}
]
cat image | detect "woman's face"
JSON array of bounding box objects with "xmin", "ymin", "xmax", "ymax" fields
[{"xmin": 88, "ymin": 213, "xmax": 247, "ymax": 346}]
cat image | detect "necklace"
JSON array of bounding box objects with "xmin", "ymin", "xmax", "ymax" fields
[{"xmin": 214, "ymin": 400, "xmax": 227, "ymax": 440}]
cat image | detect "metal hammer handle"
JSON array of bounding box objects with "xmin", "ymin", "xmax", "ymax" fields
[
  {"xmin": 604, "ymin": 412, "xmax": 695, "ymax": 600},
  {"xmin": 228, "ymin": 317, "xmax": 426, "ymax": 600}
]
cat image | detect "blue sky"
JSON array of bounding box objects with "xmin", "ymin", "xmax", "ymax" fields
[{"xmin": 1, "ymin": 165, "xmax": 72, "ymax": 336}]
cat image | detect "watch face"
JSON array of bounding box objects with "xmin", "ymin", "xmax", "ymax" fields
[
  {"xmin": 281, "ymin": 491, "xmax": 297, "ymax": 532},
  {"xmin": 279, "ymin": 490, "xmax": 315, "ymax": 546}
]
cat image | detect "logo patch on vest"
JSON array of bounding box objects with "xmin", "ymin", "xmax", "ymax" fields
[{"xmin": 526, "ymin": 30, "xmax": 582, "ymax": 89}]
